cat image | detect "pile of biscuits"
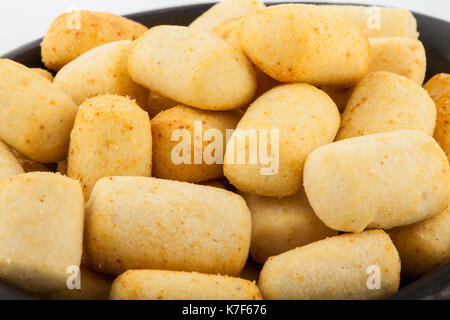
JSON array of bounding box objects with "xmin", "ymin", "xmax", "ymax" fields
[{"xmin": 0, "ymin": 0, "xmax": 449, "ymax": 300}]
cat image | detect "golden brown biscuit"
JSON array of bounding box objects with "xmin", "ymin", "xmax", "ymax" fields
[
  {"xmin": 41, "ymin": 10, "xmax": 147, "ymax": 71},
  {"xmin": 422, "ymin": 74, "xmax": 450, "ymax": 159},
  {"xmin": 433, "ymin": 92, "xmax": 450, "ymax": 159},
  {"xmin": 110, "ymin": 270, "xmax": 262, "ymax": 300},
  {"xmin": 31, "ymin": 68, "xmax": 54, "ymax": 82},
  {"xmin": 151, "ymin": 105, "xmax": 240, "ymax": 183},
  {"xmin": 240, "ymin": 4, "xmax": 370, "ymax": 86},
  {"xmin": 424, "ymin": 73, "xmax": 450, "ymax": 101},
  {"xmin": 67, "ymin": 95, "xmax": 152, "ymax": 201},
  {"xmin": 212, "ymin": 16, "xmax": 245, "ymax": 50}
]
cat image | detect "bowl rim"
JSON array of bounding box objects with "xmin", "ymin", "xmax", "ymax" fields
[{"xmin": 3, "ymin": 1, "xmax": 450, "ymax": 60}]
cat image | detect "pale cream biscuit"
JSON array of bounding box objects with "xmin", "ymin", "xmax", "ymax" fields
[
  {"xmin": 31, "ymin": 68, "xmax": 54, "ymax": 82},
  {"xmin": 224, "ymin": 84, "xmax": 340, "ymax": 197},
  {"xmin": 0, "ymin": 172, "xmax": 84, "ymax": 293},
  {"xmin": 189, "ymin": 0, "xmax": 265, "ymax": 32},
  {"xmin": 212, "ymin": 16, "xmax": 279, "ymax": 101},
  {"xmin": 368, "ymin": 37, "xmax": 426, "ymax": 85},
  {"xmin": 389, "ymin": 208, "xmax": 450, "ymax": 280},
  {"xmin": 54, "ymin": 41, "xmax": 148, "ymax": 107},
  {"xmin": 0, "ymin": 141, "xmax": 24, "ymax": 180},
  {"xmin": 337, "ymin": 72, "xmax": 436, "ymax": 140},
  {"xmin": 128, "ymin": 25, "xmax": 257, "ymax": 111},
  {"xmin": 241, "ymin": 189, "xmax": 338, "ymax": 265},
  {"xmin": 0, "ymin": 59, "xmax": 77, "ymax": 163},
  {"xmin": 258, "ymin": 230, "xmax": 401, "ymax": 300},
  {"xmin": 304, "ymin": 130, "xmax": 450, "ymax": 233},
  {"xmin": 320, "ymin": 38, "xmax": 427, "ymax": 112},
  {"xmin": 84, "ymin": 176, "xmax": 251, "ymax": 276},
  {"xmin": 322, "ymin": 5, "xmax": 419, "ymax": 39},
  {"xmin": 41, "ymin": 10, "xmax": 147, "ymax": 71}
]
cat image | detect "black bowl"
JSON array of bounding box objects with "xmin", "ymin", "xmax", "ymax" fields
[{"xmin": 1, "ymin": 2, "xmax": 449, "ymax": 300}]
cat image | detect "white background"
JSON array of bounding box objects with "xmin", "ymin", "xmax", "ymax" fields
[{"xmin": 0, "ymin": 0, "xmax": 449, "ymax": 56}]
